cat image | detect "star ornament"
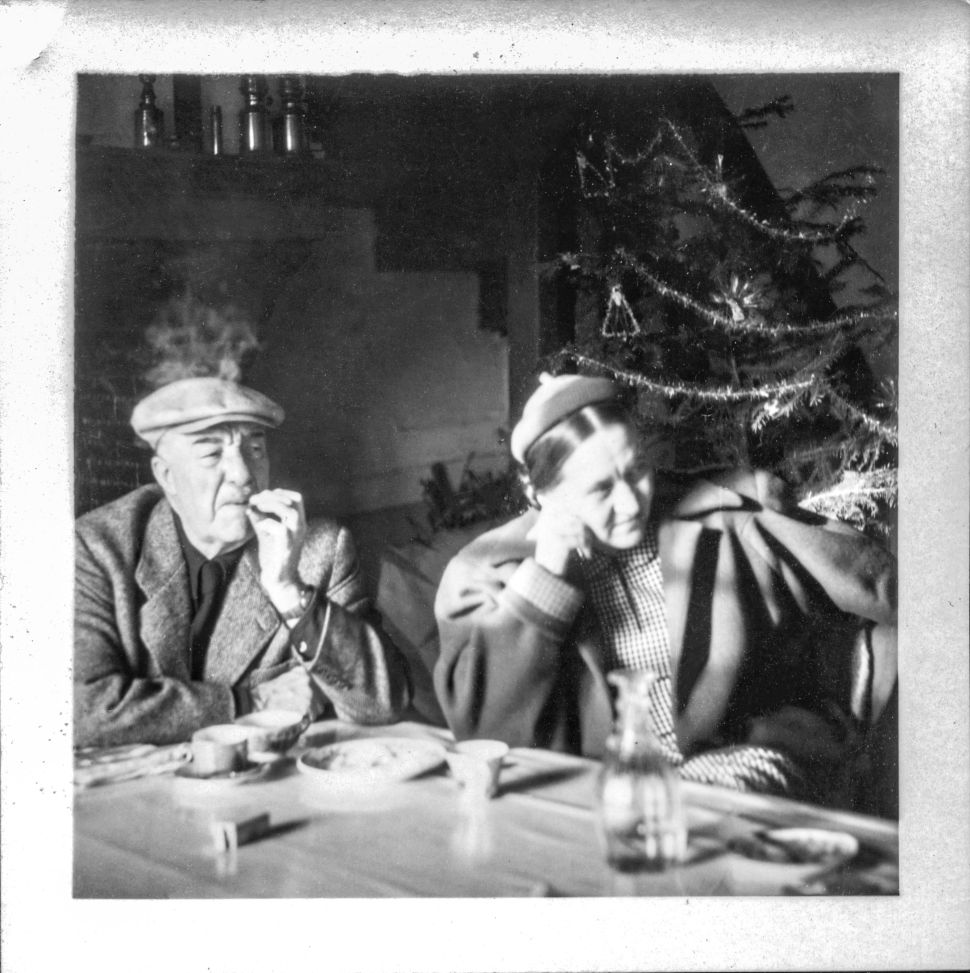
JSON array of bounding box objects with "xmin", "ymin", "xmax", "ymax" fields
[{"xmin": 712, "ymin": 274, "xmax": 768, "ymax": 324}]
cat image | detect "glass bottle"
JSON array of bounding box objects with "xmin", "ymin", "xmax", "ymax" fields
[
  {"xmin": 273, "ymin": 76, "xmax": 309, "ymax": 156},
  {"xmin": 239, "ymin": 75, "xmax": 269, "ymax": 154},
  {"xmin": 596, "ymin": 669, "xmax": 687, "ymax": 872},
  {"xmin": 209, "ymin": 106, "xmax": 223, "ymax": 156},
  {"xmin": 133, "ymin": 74, "xmax": 164, "ymax": 149}
]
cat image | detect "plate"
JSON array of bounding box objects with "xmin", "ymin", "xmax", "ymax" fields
[
  {"xmin": 760, "ymin": 827, "xmax": 860, "ymax": 864},
  {"xmin": 296, "ymin": 737, "xmax": 447, "ymax": 788},
  {"xmin": 174, "ymin": 760, "xmax": 270, "ymax": 785}
]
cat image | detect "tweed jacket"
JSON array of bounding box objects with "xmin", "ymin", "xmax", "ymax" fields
[
  {"xmin": 75, "ymin": 485, "xmax": 411, "ymax": 748},
  {"xmin": 434, "ymin": 470, "xmax": 897, "ymax": 772}
]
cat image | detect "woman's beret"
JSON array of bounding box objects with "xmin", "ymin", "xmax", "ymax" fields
[{"xmin": 510, "ymin": 373, "xmax": 621, "ymax": 463}]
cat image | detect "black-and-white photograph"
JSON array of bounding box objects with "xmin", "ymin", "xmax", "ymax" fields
[
  {"xmin": 1, "ymin": 3, "xmax": 968, "ymax": 972},
  {"xmin": 71, "ymin": 70, "xmax": 901, "ymax": 898}
]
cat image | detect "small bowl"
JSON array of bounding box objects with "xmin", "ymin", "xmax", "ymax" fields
[{"xmin": 235, "ymin": 709, "xmax": 307, "ymax": 754}]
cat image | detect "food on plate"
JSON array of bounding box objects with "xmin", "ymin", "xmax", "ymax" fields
[{"xmin": 304, "ymin": 740, "xmax": 407, "ymax": 772}]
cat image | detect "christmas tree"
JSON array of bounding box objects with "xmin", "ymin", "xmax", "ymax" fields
[{"xmin": 547, "ymin": 101, "xmax": 898, "ymax": 537}]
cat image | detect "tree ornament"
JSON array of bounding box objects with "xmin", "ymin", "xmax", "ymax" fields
[
  {"xmin": 710, "ymin": 153, "xmax": 729, "ymax": 199},
  {"xmin": 712, "ymin": 274, "xmax": 767, "ymax": 324},
  {"xmin": 551, "ymin": 108, "xmax": 897, "ymax": 533},
  {"xmin": 602, "ymin": 285, "xmax": 642, "ymax": 339}
]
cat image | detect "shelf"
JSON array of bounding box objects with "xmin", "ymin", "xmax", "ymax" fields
[
  {"xmin": 75, "ymin": 145, "xmax": 373, "ymax": 241},
  {"xmin": 78, "ymin": 145, "xmax": 362, "ymax": 196}
]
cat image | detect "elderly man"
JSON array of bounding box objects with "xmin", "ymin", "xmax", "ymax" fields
[{"xmin": 75, "ymin": 376, "xmax": 411, "ymax": 748}]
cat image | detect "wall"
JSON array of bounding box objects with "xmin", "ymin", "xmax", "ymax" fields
[
  {"xmin": 75, "ymin": 76, "xmax": 518, "ymax": 522},
  {"xmin": 248, "ymin": 212, "xmax": 509, "ymax": 518},
  {"xmin": 75, "ymin": 73, "xmax": 899, "ymax": 527}
]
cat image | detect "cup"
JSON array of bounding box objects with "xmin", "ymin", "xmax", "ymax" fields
[
  {"xmin": 234, "ymin": 709, "xmax": 306, "ymax": 754},
  {"xmin": 446, "ymin": 740, "xmax": 509, "ymax": 799},
  {"xmin": 191, "ymin": 725, "xmax": 251, "ymax": 776}
]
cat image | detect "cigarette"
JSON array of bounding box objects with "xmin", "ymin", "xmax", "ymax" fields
[{"xmin": 247, "ymin": 499, "xmax": 281, "ymax": 522}]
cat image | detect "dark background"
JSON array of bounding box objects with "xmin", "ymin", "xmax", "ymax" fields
[{"xmin": 75, "ymin": 73, "xmax": 898, "ymax": 577}]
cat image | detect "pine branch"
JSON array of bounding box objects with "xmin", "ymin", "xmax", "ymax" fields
[
  {"xmin": 778, "ymin": 441, "xmax": 856, "ymax": 470},
  {"xmin": 826, "ymin": 388, "xmax": 899, "ymax": 447},
  {"xmin": 661, "ymin": 119, "xmax": 853, "ymax": 244},
  {"xmin": 735, "ymin": 94, "xmax": 795, "ymax": 129},
  {"xmin": 784, "ymin": 165, "xmax": 884, "ymax": 211},
  {"xmin": 799, "ymin": 469, "xmax": 898, "ymax": 528}
]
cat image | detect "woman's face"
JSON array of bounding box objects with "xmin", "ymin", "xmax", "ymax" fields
[{"xmin": 536, "ymin": 422, "xmax": 655, "ymax": 552}]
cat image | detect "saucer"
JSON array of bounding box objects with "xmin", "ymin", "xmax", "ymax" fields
[{"xmin": 174, "ymin": 760, "xmax": 269, "ymax": 785}]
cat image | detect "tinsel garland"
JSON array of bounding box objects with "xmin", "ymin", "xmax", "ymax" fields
[
  {"xmin": 564, "ymin": 104, "xmax": 897, "ymax": 533},
  {"xmin": 563, "ymin": 352, "xmax": 815, "ymax": 402},
  {"xmin": 609, "ymin": 247, "xmax": 897, "ymax": 338},
  {"xmin": 561, "ymin": 351, "xmax": 898, "ymax": 448},
  {"xmin": 660, "ymin": 119, "xmax": 860, "ymax": 245}
]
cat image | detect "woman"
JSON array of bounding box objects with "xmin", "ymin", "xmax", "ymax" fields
[{"xmin": 433, "ymin": 373, "xmax": 897, "ymax": 802}]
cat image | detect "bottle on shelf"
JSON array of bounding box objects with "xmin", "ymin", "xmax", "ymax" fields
[
  {"xmin": 274, "ymin": 76, "xmax": 310, "ymax": 156},
  {"xmin": 209, "ymin": 106, "xmax": 223, "ymax": 156},
  {"xmin": 133, "ymin": 75, "xmax": 164, "ymax": 149},
  {"xmin": 239, "ymin": 75, "xmax": 269, "ymax": 154},
  {"xmin": 595, "ymin": 668, "xmax": 687, "ymax": 872}
]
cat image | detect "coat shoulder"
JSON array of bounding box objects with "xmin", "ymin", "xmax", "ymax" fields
[
  {"xmin": 450, "ymin": 510, "xmax": 536, "ymax": 569},
  {"xmin": 75, "ymin": 484, "xmax": 166, "ymax": 563},
  {"xmin": 661, "ymin": 468, "xmax": 795, "ymax": 522}
]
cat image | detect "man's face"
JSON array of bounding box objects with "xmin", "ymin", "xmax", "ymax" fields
[
  {"xmin": 537, "ymin": 422, "xmax": 655, "ymax": 553},
  {"xmin": 151, "ymin": 422, "xmax": 271, "ymax": 557}
]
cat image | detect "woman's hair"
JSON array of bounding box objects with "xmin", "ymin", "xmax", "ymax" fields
[{"xmin": 521, "ymin": 400, "xmax": 632, "ymax": 496}]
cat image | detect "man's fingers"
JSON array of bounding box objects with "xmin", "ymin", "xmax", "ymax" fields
[
  {"xmin": 248, "ymin": 490, "xmax": 305, "ymax": 522},
  {"xmin": 271, "ymin": 488, "xmax": 304, "ymax": 505},
  {"xmin": 249, "ymin": 488, "xmax": 304, "ymax": 510}
]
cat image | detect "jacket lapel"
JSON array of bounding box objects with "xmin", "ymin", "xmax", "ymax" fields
[
  {"xmin": 203, "ymin": 545, "xmax": 280, "ymax": 687},
  {"xmin": 658, "ymin": 517, "xmax": 694, "ymax": 714},
  {"xmin": 661, "ymin": 485, "xmax": 749, "ymax": 751},
  {"xmin": 135, "ymin": 500, "xmax": 192, "ymax": 681}
]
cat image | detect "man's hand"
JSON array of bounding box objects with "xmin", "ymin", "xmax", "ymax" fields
[
  {"xmin": 527, "ymin": 503, "xmax": 594, "ymax": 577},
  {"xmin": 246, "ymin": 488, "xmax": 307, "ymax": 613},
  {"xmin": 251, "ymin": 666, "xmax": 324, "ymax": 719}
]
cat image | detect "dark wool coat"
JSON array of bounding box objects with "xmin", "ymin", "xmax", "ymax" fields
[
  {"xmin": 434, "ymin": 470, "xmax": 897, "ymax": 790},
  {"xmin": 75, "ymin": 485, "xmax": 411, "ymax": 748}
]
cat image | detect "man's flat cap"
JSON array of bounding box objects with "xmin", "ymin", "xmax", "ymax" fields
[
  {"xmin": 131, "ymin": 377, "xmax": 284, "ymax": 450},
  {"xmin": 510, "ymin": 372, "xmax": 620, "ymax": 463}
]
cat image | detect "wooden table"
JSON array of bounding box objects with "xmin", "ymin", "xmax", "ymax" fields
[{"xmin": 74, "ymin": 721, "xmax": 898, "ymax": 898}]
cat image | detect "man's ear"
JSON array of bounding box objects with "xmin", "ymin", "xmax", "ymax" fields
[{"xmin": 151, "ymin": 453, "xmax": 175, "ymax": 496}]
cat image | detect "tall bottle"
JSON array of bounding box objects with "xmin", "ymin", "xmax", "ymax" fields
[
  {"xmin": 274, "ymin": 76, "xmax": 309, "ymax": 156},
  {"xmin": 596, "ymin": 669, "xmax": 687, "ymax": 872},
  {"xmin": 239, "ymin": 75, "xmax": 269, "ymax": 153},
  {"xmin": 134, "ymin": 75, "xmax": 164, "ymax": 149}
]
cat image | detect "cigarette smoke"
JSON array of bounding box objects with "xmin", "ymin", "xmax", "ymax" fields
[{"xmin": 141, "ymin": 293, "xmax": 261, "ymax": 390}]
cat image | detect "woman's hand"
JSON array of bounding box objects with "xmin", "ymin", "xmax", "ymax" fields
[{"xmin": 526, "ymin": 503, "xmax": 594, "ymax": 577}]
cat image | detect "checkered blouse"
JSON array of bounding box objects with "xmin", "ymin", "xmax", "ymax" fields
[{"xmin": 579, "ymin": 522, "xmax": 807, "ymax": 797}]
